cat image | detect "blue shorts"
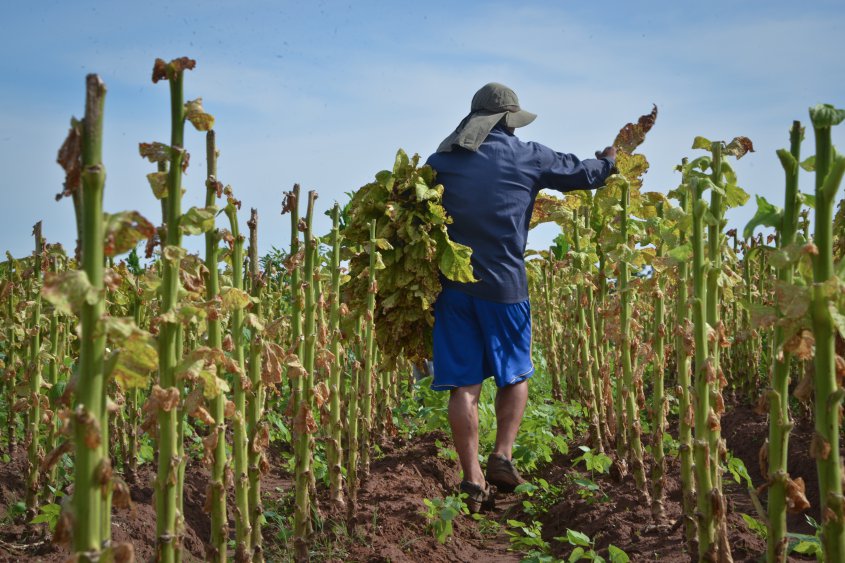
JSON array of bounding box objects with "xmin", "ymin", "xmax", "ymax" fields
[{"xmin": 431, "ymin": 287, "xmax": 534, "ymax": 391}]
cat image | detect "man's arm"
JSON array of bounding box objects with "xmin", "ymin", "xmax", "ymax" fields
[{"xmin": 534, "ymin": 144, "xmax": 616, "ymax": 192}]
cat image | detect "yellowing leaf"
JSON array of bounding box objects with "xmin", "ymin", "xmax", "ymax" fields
[
  {"xmin": 42, "ymin": 270, "xmax": 99, "ymax": 316},
  {"xmin": 692, "ymin": 136, "xmax": 712, "ymax": 151},
  {"xmin": 221, "ymin": 287, "xmax": 251, "ymax": 311},
  {"xmin": 438, "ymin": 237, "xmax": 476, "ymax": 283},
  {"xmin": 180, "ymin": 206, "xmax": 217, "ymax": 236},
  {"xmin": 185, "ymin": 98, "xmax": 215, "ymax": 131},
  {"xmin": 147, "ymin": 171, "xmax": 169, "ymax": 199},
  {"xmin": 104, "ymin": 211, "xmax": 156, "ymax": 257}
]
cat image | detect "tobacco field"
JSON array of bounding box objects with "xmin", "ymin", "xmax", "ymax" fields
[{"xmin": 1, "ymin": 58, "xmax": 844, "ymax": 563}]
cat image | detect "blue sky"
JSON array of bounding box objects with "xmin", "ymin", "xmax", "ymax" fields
[{"xmin": 1, "ymin": 1, "xmax": 844, "ymax": 259}]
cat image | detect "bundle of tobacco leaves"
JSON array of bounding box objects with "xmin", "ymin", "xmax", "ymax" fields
[{"xmin": 341, "ymin": 149, "xmax": 476, "ymax": 366}]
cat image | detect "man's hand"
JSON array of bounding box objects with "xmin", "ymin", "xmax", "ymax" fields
[{"xmin": 595, "ymin": 146, "xmax": 617, "ymax": 160}]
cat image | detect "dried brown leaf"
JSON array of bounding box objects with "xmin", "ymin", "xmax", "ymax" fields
[
  {"xmin": 784, "ymin": 329, "xmax": 815, "ymax": 361},
  {"xmin": 613, "ymin": 104, "xmax": 658, "ymax": 154},
  {"xmin": 786, "ymin": 477, "xmax": 811, "ymax": 514},
  {"xmin": 811, "ymin": 432, "xmax": 832, "ymax": 460}
]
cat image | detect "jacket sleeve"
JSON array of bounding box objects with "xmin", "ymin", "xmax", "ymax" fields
[{"xmin": 531, "ymin": 142, "xmax": 615, "ymax": 193}]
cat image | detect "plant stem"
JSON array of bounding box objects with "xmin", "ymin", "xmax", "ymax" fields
[
  {"xmin": 766, "ymin": 120, "xmax": 803, "ymax": 563},
  {"xmin": 72, "ymin": 73, "xmax": 107, "ymax": 563}
]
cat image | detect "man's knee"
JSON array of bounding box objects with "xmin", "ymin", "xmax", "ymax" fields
[{"xmin": 450, "ymin": 384, "xmax": 482, "ymax": 407}]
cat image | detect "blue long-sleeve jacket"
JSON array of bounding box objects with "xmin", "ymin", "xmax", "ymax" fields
[{"xmin": 426, "ymin": 124, "xmax": 614, "ymax": 303}]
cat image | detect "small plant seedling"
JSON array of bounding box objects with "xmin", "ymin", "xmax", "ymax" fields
[
  {"xmin": 421, "ymin": 494, "xmax": 468, "ymax": 544},
  {"xmin": 30, "ymin": 502, "xmax": 61, "ymax": 531},
  {"xmin": 505, "ymin": 519, "xmax": 550, "ymax": 554},
  {"xmin": 554, "ymin": 529, "xmax": 630, "ymax": 562},
  {"xmin": 572, "ymin": 446, "xmax": 612, "ymax": 476}
]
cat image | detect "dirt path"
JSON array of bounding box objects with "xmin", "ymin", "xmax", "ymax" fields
[{"xmin": 0, "ymin": 399, "xmax": 824, "ymax": 561}]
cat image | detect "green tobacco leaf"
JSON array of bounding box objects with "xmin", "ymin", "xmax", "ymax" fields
[
  {"xmin": 530, "ymin": 193, "xmax": 574, "ymax": 229},
  {"xmin": 176, "ymin": 347, "xmax": 233, "ymax": 398},
  {"xmin": 775, "ymin": 280, "xmax": 812, "ymax": 319},
  {"xmin": 612, "ymin": 104, "xmax": 658, "ymax": 154},
  {"xmin": 745, "ymin": 301, "xmax": 778, "ymax": 330},
  {"xmin": 197, "ymin": 367, "xmax": 229, "ymax": 399},
  {"xmin": 101, "ymin": 317, "xmax": 158, "ymax": 389},
  {"xmin": 809, "ymin": 103, "xmax": 845, "ymax": 128},
  {"xmin": 743, "ymin": 195, "xmax": 783, "ymax": 239},
  {"xmin": 415, "ymin": 179, "xmax": 441, "ymax": 201},
  {"xmin": 608, "ymin": 545, "xmax": 630, "ymax": 563},
  {"xmin": 799, "ymin": 155, "xmax": 816, "ymax": 172},
  {"xmin": 340, "ymin": 148, "xmax": 475, "ymax": 365},
  {"xmin": 185, "ymin": 98, "xmax": 215, "ymax": 131},
  {"xmin": 615, "ymin": 152, "xmax": 649, "ymax": 192},
  {"xmin": 566, "ymin": 529, "xmax": 591, "ymax": 547},
  {"xmin": 162, "ymin": 245, "xmax": 187, "ymax": 264},
  {"xmin": 438, "ymin": 238, "xmax": 476, "ymax": 283},
  {"xmin": 692, "ymin": 136, "xmax": 712, "ymax": 151},
  {"xmin": 799, "ymin": 192, "xmax": 816, "ymax": 209},
  {"xmin": 830, "ymin": 303, "xmax": 845, "ymax": 340},
  {"xmin": 740, "ymin": 513, "xmax": 768, "ymax": 540},
  {"xmin": 724, "ymin": 182, "xmax": 750, "ymax": 208},
  {"xmin": 104, "ymin": 211, "xmax": 156, "ymax": 257},
  {"xmin": 568, "ymin": 547, "xmax": 586, "ymax": 562},
  {"xmin": 221, "ymin": 287, "xmax": 251, "ymax": 311},
  {"xmin": 768, "ymin": 244, "xmax": 804, "ymax": 270},
  {"xmin": 776, "ymin": 149, "xmax": 798, "ymax": 177},
  {"xmin": 109, "ymin": 331, "xmax": 158, "ymax": 389},
  {"xmin": 147, "ymin": 171, "xmax": 169, "ymax": 199},
  {"xmin": 42, "ymin": 270, "xmax": 98, "ymax": 316},
  {"xmin": 180, "ymin": 206, "xmax": 218, "ymax": 236},
  {"xmin": 667, "ymin": 243, "xmax": 693, "ymax": 264}
]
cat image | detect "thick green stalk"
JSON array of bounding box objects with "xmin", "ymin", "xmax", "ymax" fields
[
  {"xmin": 156, "ymin": 63, "xmax": 186, "ymax": 563},
  {"xmin": 207, "ymin": 131, "xmax": 231, "ymax": 563},
  {"xmin": 583, "ymin": 208, "xmax": 609, "ymax": 448},
  {"xmin": 127, "ymin": 283, "xmax": 142, "ymax": 483},
  {"xmin": 25, "ymin": 222, "xmax": 44, "ymax": 517},
  {"xmin": 360, "ymin": 220, "xmax": 377, "ymax": 477},
  {"xmin": 225, "ymin": 193, "xmax": 249, "ymax": 560},
  {"xmin": 810, "ymin": 106, "xmax": 845, "ymax": 562},
  {"xmin": 293, "ymin": 191, "xmax": 318, "ymax": 561},
  {"xmin": 742, "ymin": 239, "xmax": 754, "ymax": 397},
  {"xmin": 327, "ymin": 203, "xmax": 345, "ymax": 508},
  {"xmin": 706, "ymin": 144, "xmax": 732, "ymax": 560},
  {"xmin": 44, "ymin": 255, "xmax": 63, "ymax": 500},
  {"xmin": 706, "ymin": 143, "xmax": 725, "ymax": 476},
  {"xmin": 691, "ymin": 177, "xmax": 716, "ymax": 559},
  {"xmin": 72, "ymin": 74, "xmax": 107, "ymax": 562},
  {"xmin": 573, "ymin": 216, "xmax": 602, "ymax": 452},
  {"xmin": 673, "ymin": 184, "xmax": 697, "ymax": 551},
  {"xmin": 246, "ymin": 208, "xmax": 266, "ymax": 562},
  {"xmin": 346, "ymin": 320, "xmax": 362, "ymax": 528},
  {"xmin": 5, "ymin": 258, "xmax": 18, "ymax": 455},
  {"xmin": 541, "ymin": 255, "xmax": 562, "ymax": 402},
  {"xmin": 595, "ymin": 248, "xmax": 615, "ymax": 439},
  {"xmin": 619, "ymin": 181, "xmax": 647, "ymax": 496},
  {"xmin": 650, "ymin": 204, "xmax": 667, "ymax": 524},
  {"xmin": 766, "ymin": 121, "xmax": 803, "ymax": 562}
]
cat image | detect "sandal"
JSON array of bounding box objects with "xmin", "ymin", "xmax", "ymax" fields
[
  {"xmin": 486, "ymin": 453, "xmax": 526, "ymax": 492},
  {"xmin": 459, "ymin": 480, "xmax": 495, "ymax": 513}
]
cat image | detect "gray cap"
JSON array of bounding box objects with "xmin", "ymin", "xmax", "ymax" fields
[{"xmin": 437, "ymin": 83, "xmax": 537, "ymax": 153}]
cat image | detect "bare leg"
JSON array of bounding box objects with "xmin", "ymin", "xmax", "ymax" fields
[
  {"xmin": 448, "ymin": 384, "xmax": 484, "ymax": 485},
  {"xmin": 493, "ymin": 380, "xmax": 529, "ymax": 460}
]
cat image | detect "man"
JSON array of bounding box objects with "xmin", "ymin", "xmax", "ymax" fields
[{"xmin": 426, "ymin": 82, "xmax": 616, "ymax": 512}]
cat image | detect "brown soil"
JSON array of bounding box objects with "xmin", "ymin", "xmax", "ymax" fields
[{"xmin": 0, "ymin": 399, "xmax": 825, "ymax": 562}]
